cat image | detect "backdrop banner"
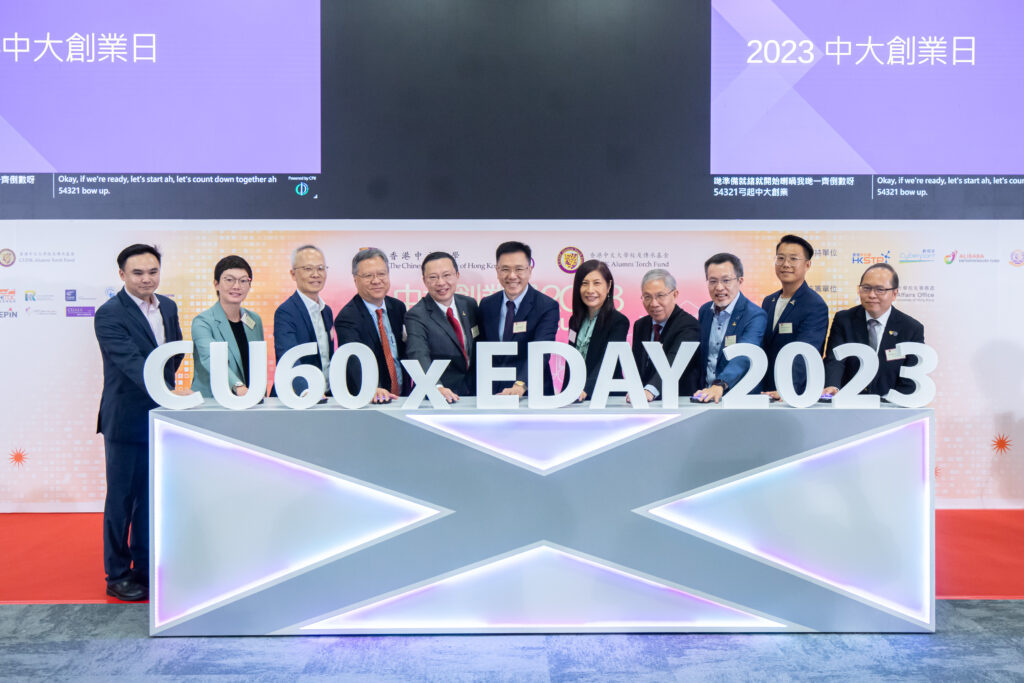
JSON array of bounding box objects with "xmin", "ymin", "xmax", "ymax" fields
[{"xmin": 0, "ymin": 220, "xmax": 1020, "ymax": 510}]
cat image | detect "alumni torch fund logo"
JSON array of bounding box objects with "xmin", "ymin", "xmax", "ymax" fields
[
  {"xmin": 557, "ymin": 247, "xmax": 585, "ymax": 274},
  {"xmin": 0, "ymin": 249, "xmax": 15, "ymax": 267}
]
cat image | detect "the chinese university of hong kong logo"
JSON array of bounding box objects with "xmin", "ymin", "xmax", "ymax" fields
[
  {"xmin": 1010, "ymin": 250, "xmax": 1024, "ymax": 267},
  {"xmin": 851, "ymin": 251, "xmax": 890, "ymax": 265},
  {"xmin": 0, "ymin": 249, "xmax": 15, "ymax": 267},
  {"xmin": 557, "ymin": 247, "xmax": 585, "ymax": 274},
  {"xmin": 944, "ymin": 251, "xmax": 957, "ymax": 264}
]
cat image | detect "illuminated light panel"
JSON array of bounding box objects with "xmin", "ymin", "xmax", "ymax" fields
[
  {"xmin": 645, "ymin": 419, "xmax": 932, "ymax": 625},
  {"xmin": 152, "ymin": 419, "xmax": 445, "ymax": 630},
  {"xmin": 405, "ymin": 413, "xmax": 681, "ymax": 474},
  {"xmin": 302, "ymin": 544, "xmax": 785, "ymax": 632}
]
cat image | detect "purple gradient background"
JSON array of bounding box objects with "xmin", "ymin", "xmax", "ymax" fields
[
  {"xmin": 0, "ymin": 1, "xmax": 320, "ymax": 173},
  {"xmin": 712, "ymin": 0, "xmax": 1024, "ymax": 174}
]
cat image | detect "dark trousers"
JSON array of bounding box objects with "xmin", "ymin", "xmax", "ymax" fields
[{"xmin": 103, "ymin": 438, "xmax": 148, "ymax": 585}]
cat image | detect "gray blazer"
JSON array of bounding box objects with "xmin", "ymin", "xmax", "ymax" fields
[
  {"xmin": 404, "ymin": 293, "xmax": 480, "ymax": 395},
  {"xmin": 190, "ymin": 300, "xmax": 265, "ymax": 397}
]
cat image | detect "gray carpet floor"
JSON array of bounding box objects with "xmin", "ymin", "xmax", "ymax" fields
[{"xmin": 0, "ymin": 601, "xmax": 1022, "ymax": 681}]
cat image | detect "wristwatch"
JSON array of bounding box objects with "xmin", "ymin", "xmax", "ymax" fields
[
  {"xmin": 514, "ymin": 380, "xmax": 527, "ymax": 391},
  {"xmin": 711, "ymin": 380, "xmax": 728, "ymax": 391},
  {"xmin": 232, "ymin": 381, "xmax": 245, "ymax": 395}
]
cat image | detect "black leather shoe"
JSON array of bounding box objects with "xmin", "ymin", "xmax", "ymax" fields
[{"xmin": 106, "ymin": 579, "xmax": 147, "ymax": 601}]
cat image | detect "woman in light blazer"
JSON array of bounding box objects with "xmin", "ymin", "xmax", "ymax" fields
[{"xmin": 191, "ymin": 255, "xmax": 265, "ymax": 398}]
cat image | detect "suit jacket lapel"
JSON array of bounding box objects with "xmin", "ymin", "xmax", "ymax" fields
[
  {"xmin": 289, "ymin": 292, "xmax": 317, "ymax": 343},
  {"xmin": 514, "ymin": 287, "xmax": 536, "ymax": 334},
  {"xmin": 776, "ymin": 282, "xmax": 807, "ymax": 329},
  {"xmin": 357, "ymin": 299, "xmax": 384, "ymax": 354},
  {"xmin": 459, "ymin": 297, "xmax": 475, "ymax": 354},
  {"xmin": 213, "ymin": 302, "xmax": 244, "ymax": 376},
  {"xmin": 427, "ymin": 297, "xmax": 461, "ymax": 350},
  {"xmin": 119, "ymin": 289, "xmax": 158, "ymax": 348}
]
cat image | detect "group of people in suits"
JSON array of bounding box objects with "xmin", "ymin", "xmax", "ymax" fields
[{"xmin": 93, "ymin": 235, "xmax": 924, "ymax": 601}]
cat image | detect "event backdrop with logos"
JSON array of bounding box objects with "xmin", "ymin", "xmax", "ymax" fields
[{"xmin": 0, "ymin": 220, "xmax": 1021, "ymax": 511}]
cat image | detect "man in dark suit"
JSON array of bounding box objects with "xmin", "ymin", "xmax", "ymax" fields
[
  {"xmin": 334, "ymin": 248, "xmax": 409, "ymax": 402},
  {"xmin": 824, "ymin": 263, "xmax": 925, "ymax": 398},
  {"xmin": 761, "ymin": 235, "xmax": 829, "ymax": 396},
  {"xmin": 695, "ymin": 253, "xmax": 768, "ymax": 403},
  {"xmin": 631, "ymin": 268, "xmax": 701, "ymax": 401},
  {"xmin": 478, "ymin": 241, "xmax": 560, "ymax": 396},
  {"xmin": 405, "ymin": 252, "xmax": 480, "ymax": 400},
  {"xmin": 273, "ymin": 245, "xmax": 334, "ymax": 397},
  {"xmin": 94, "ymin": 244, "xmax": 183, "ymax": 601}
]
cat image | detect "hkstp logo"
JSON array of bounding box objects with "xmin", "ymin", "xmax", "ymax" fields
[
  {"xmin": 557, "ymin": 247, "xmax": 585, "ymax": 274},
  {"xmin": 1010, "ymin": 250, "xmax": 1024, "ymax": 267},
  {"xmin": 851, "ymin": 251, "xmax": 891, "ymax": 265},
  {"xmin": 944, "ymin": 251, "xmax": 957, "ymax": 264},
  {"xmin": 0, "ymin": 248, "xmax": 14, "ymax": 267}
]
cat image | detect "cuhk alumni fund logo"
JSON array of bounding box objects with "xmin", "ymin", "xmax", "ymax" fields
[
  {"xmin": 557, "ymin": 247, "xmax": 584, "ymax": 274},
  {"xmin": 0, "ymin": 248, "xmax": 14, "ymax": 267}
]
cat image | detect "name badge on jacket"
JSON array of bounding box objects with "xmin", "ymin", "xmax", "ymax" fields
[
  {"xmin": 567, "ymin": 329, "xmax": 577, "ymax": 343},
  {"xmin": 778, "ymin": 322, "xmax": 793, "ymax": 334},
  {"xmin": 242, "ymin": 312, "xmax": 256, "ymax": 330},
  {"xmin": 471, "ymin": 325, "xmax": 479, "ymax": 339},
  {"xmin": 513, "ymin": 321, "xmax": 527, "ymax": 334},
  {"xmin": 885, "ymin": 348, "xmax": 905, "ymax": 362},
  {"xmin": 724, "ymin": 335, "xmax": 737, "ymax": 346}
]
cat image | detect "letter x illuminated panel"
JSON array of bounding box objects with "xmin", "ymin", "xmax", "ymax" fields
[{"xmin": 150, "ymin": 403, "xmax": 934, "ymax": 635}]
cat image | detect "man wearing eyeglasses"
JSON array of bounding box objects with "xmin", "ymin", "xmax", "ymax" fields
[
  {"xmin": 694, "ymin": 253, "xmax": 768, "ymax": 403},
  {"xmin": 631, "ymin": 268, "xmax": 700, "ymax": 401},
  {"xmin": 335, "ymin": 247, "xmax": 410, "ymax": 402},
  {"xmin": 760, "ymin": 235, "xmax": 829, "ymax": 398},
  {"xmin": 405, "ymin": 251, "xmax": 481, "ymax": 401},
  {"xmin": 479, "ymin": 241, "xmax": 559, "ymax": 396},
  {"xmin": 823, "ymin": 263, "xmax": 924, "ymax": 398},
  {"xmin": 273, "ymin": 245, "xmax": 334, "ymax": 397}
]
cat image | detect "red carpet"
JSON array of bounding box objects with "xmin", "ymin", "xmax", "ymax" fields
[
  {"xmin": 0, "ymin": 513, "xmax": 140, "ymax": 604},
  {"xmin": 1, "ymin": 511, "xmax": 1022, "ymax": 603}
]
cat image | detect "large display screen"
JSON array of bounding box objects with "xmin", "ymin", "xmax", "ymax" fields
[{"xmin": 1, "ymin": 0, "xmax": 1022, "ymax": 218}]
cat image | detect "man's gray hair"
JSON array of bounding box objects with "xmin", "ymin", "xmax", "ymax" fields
[
  {"xmin": 352, "ymin": 247, "xmax": 389, "ymax": 275},
  {"xmin": 641, "ymin": 268, "xmax": 677, "ymax": 291},
  {"xmin": 290, "ymin": 244, "xmax": 325, "ymax": 268}
]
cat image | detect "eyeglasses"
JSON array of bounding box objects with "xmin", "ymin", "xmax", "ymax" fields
[
  {"xmin": 221, "ymin": 276, "xmax": 251, "ymax": 287},
  {"xmin": 774, "ymin": 256, "xmax": 807, "ymax": 265},
  {"xmin": 497, "ymin": 266, "xmax": 530, "ymax": 276},
  {"xmin": 707, "ymin": 277, "xmax": 738, "ymax": 288},
  {"xmin": 858, "ymin": 285, "xmax": 896, "ymax": 295},
  {"xmin": 356, "ymin": 271, "xmax": 389, "ymax": 282},
  {"xmin": 425, "ymin": 272, "xmax": 458, "ymax": 284},
  {"xmin": 296, "ymin": 265, "xmax": 328, "ymax": 274},
  {"xmin": 641, "ymin": 291, "xmax": 675, "ymax": 305}
]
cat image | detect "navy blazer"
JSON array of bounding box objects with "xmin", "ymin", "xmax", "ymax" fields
[
  {"xmin": 824, "ymin": 304, "xmax": 925, "ymax": 397},
  {"xmin": 760, "ymin": 281, "xmax": 829, "ymax": 392},
  {"xmin": 94, "ymin": 288, "xmax": 183, "ymax": 443},
  {"xmin": 632, "ymin": 305, "xmax": 701, "ymax": 398},
  {"xmin": 404, "ymin": 293, "xmax": 480, "ymax": 396},
  {"xmin": 478, "ymin": 285, "xmax": 560, "ymax": 395},
  {"xmin": 698, "ymin": 292, "xmax": 768, "ymax": 391},
  {"xmin": 334, "ymin": 294, "xmax": 409, "ymax": 396},
  {"xmin": 273, "ymin": 291, "xmax": 335, "ymax": 396},
  {"xmin": 568, "ymin": 308, "xmax": 629, "ymax": 398}
]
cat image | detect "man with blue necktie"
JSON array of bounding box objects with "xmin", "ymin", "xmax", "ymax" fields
[{"xmin": 478, "ymin": 241, "xmax": 560, "ymax": 396}]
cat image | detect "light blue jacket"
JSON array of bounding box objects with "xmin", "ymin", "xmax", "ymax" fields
[{"xmin": 190, "ymin": 301, "xmax": 265, "ymax": 398}]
